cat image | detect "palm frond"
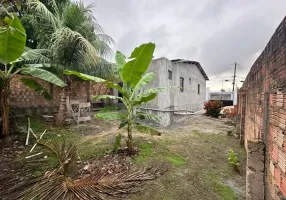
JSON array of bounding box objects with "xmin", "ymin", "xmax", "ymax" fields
[
  {"xmin": 50, "ymin": 27, "xmax": 100, "ymax": 67},
  {"xmin": 26, "ymin": 0, "xmax": 59, "ymax": 30},
  {"xmin": 47, "ymin": 0, "xmax": 60, "ymax": 17},
  {"xmin": 7, "ymin": 141, "xmax": 168, "ymax": 200}
]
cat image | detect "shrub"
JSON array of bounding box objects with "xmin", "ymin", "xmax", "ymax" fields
[
  {"xmin": 204, "ymin": 100, "xmax": 223, "ymax": 117},
  {"xmin": 228, "ymin": 149, "xmax": 240, "ymax": 172}
]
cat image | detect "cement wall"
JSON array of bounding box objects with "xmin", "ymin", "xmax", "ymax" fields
[
  {"xmin": 145, "ymin": 58, "xmax": 174, "ymax": 110},
  {"xmin": 140, "ymin": 108, "xmax": 190, "ymax": 127},
  {"xmin": 172, "ymin": 62, "xmax": 206, "ymax": 111},
  {"xmin": 145, "ymin": 58, "xmax": 207, "ymax": 112}
]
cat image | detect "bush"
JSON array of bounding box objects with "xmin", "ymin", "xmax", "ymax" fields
[
  {"xmin": 228, "ymin": 149, "xmax": 240, "ymax": 172},
  {"xmin": 204, "ymin": 100, "xmax": 223, "ymax": 117}
]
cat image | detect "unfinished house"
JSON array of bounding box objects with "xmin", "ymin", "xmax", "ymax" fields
[
  {"xmin": 141, "ymin": 58, "xmax": 209, "ymax": 126},
  {"xmin": 237, "ymin": 16, "xmax": 286, "ymax": 199}
]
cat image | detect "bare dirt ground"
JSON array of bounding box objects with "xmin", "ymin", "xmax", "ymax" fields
[
  {"xmin": 128, "ymin": 114, "xmax": 246, "ymax": 200},
  {"xmin": 0, "ymin": 114, "xmax": 246, "ymax": 200}
]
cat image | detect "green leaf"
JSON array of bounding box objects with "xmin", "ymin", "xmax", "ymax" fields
[
  {"xmin": 95, "ymin": 112, "xmax": 127, "ymax": 120},
  {"xmin": 20, "ymin": 78, "xmax": 52, "ymax": 100},
  {"xmin": 134, "ymin": 93, "xmax": 157, "ymax": 106},
  {"xmin": 21, "ymin": 67, "xmax": 66, "ymax": 87},
  {"xmin": 133, "ymin": 86, "xmax": 178, "ymax": 106},
  {"xmin": 64, "ymin": 70, "xmax": 107, "ymax": 82},
  {"xmin": 122, "ymin": 43, "xmax": 155, "ymax": 87},
  {"xmin": 136, "ymin": 86, "xmax": 177, "ymax": 102},
  {"xmin": 0, "ymin": 14, "xmax": 26, "ymax": 64},
  {"xmin": 15, "ymin": 48, "xmax": 50, "ymax": 63},
  {"xmin": 64, "ymin": 70, "xmax": 123, "ymax": 93},
  {"xmin": 119, "ymin": 120, "xmax": 128, "ymax": 129},
  {"xmin": 115, "ymin": 51, "xmax": 126, "ymax": 77},
  {"xmin": 113, "ymin": 133, "xmax": 122, "ymax": 152},
  {"xmin": 134, "ymin": 124, "xmax": 161, "ymax": 136},
  {"xmin": 136, "ymin": 112, "xmax": 160, "ymax": 122},
  {"xmin": 93, "ymin": 95, "xmax": 124, "ymax": 102},
  {"xmin": 23, "ymin": 64, "xmax": 51, "ymax": 68},
  {"xmin": 133, "ymin": 72, "xmax": 155, "ymax": 93}
]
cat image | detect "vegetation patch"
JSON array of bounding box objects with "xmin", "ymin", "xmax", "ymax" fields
[
  {"xmin": 165, "ymin": 154, "xmax": 185, "ymax": 166},
  {"xmin": 213, "ymin": 182, "xmax": 238, "ymax": 200},
  {"xmin": 135, "ymin": 142, "xmax": 154, "ymax": 164},
  {"xmin": 202, "ymin": 172, "xmax": 239, "ymax": 200}
]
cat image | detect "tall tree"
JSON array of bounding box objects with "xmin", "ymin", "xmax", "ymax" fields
[
  {"xmin": 0, "ymin": 11, "xmax": 66, "ymax": 135},
  {"xmin": 23, "ymin": 0, "xmax": 114, "ymax": 74},
  {"xmin": 21, "ymin": 0, "xmax": 115, "ymax": 124}
]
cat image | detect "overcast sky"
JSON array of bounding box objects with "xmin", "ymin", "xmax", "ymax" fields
[{"xmin": 84, "ymin": 0, "xmax": 286, "ymax": 91}]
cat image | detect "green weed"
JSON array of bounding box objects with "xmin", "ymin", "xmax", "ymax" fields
[
  {"xmin": 165, "ymin": 154, "xmax": 185, "ymax": 166},
  {"xmin": 135, "ymin": 142, "xmax": 154, "ymax": 164}
]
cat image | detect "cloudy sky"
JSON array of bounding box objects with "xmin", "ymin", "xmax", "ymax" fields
[{"xmin": 85, "ymin": 0, "xmax": 286, "ymax": 91}]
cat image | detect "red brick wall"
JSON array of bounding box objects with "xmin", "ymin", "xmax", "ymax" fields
[
  {"xmin": 9, "ymin": 74, "xmax": 112, "ymax": 115},
  {"xmin": 238, "ymin": 16, "xmax": 286, "ymax": 199}
]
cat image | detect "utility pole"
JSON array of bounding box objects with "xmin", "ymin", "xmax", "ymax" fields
[{"xmin": 232, "ymin": 62, "xmax": 237, "ymax": 92}]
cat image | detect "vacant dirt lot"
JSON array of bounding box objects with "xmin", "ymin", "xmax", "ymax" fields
[
  {"xmin": 128, "ymin": 114, "xmax": 246, "ymax": 200},
  {"xmin": 0, "ymin": 114, "xmax": 245, "ymax": 200}
]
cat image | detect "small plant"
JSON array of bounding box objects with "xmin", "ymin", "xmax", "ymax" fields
[
  {"xmin": 228, "ymin": 149, "xmax": 240, "ymax": 172},
  {"xmin": 204, "ymin": 100, "xmax": 223, "ymax": 118},
  {"xmin": 227, "ymin": 130, "xmax": 232, "ymax": 136},
  {"xmin": 65, "ymin": 43, "xmax": 175, "ymax": 154},
  {"xmin": 113, "ymin": 133, "xmax": 122, "ymax": 152}
]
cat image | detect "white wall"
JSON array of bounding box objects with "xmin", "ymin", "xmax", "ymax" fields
[
  {"xmin": 144, "ymin": 58, "xmax": 207, "ymax": 112},
  {"xmin": 172, "ymin": 62, "xmax": 206, "ymax": 111}
]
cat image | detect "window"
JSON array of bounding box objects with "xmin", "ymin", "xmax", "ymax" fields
[
  {"xmin": 189, "ymin": 78, "xmax": 191, "ymax": 85},
  {"xmin": 168, "ymin": 70, "xmax": 172, "ymax": 80},
  {"xmin": 198, "ymin": 84, "xmax": 200, "ymax": 94},
  {"xmin": 180, "ymin": 77, "xmax": 184, "ymax": 92}
]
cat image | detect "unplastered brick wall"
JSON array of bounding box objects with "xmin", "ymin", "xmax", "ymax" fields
[
  {"xmin": 9, "ymin": 75, "xmax": 112, "ymax": 115},
  {"xmin": 237, "ymin": 16, "xmax": 286, "ymax": 199}
]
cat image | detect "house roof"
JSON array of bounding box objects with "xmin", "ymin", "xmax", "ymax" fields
[{"xmin": 171, "ymin": 59, "xmax": 209, "ymax": 80}]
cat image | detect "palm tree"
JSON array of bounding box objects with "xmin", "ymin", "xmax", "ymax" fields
[
  {"xmin": 22, "ymin": 0, "xmax": 115, "ymax": 124},
  {"xmin": 0, "ymin": 11, "xmax": 66, "ymax": 135},
  {"xmin": 24, "ymin": 0, "xmax": 114, "ymax": 73}
]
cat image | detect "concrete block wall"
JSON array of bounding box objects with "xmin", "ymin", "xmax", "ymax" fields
[
  {"xmin": 237, "ymin": 16, "xmax": 286, "ymax": 199},
  {"xmin": 9, "ymin": 75, "xmax": 112, "ymax": 115}
]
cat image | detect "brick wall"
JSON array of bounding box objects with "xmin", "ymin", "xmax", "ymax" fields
[
  {"xmin": 9, "ymin": 75, "xmax": 112, "ymax": 115},
  {"xmin": 237, "ymin": 16, "xmax": 286, "ymax": 199}
]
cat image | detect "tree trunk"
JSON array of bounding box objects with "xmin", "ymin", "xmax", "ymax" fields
[
  {"xmin": 55, "ymin": 87, "xmax": 68, "ymax": 125},
  {"xmin": 126, "ymin": 108, "xmax": 133, "ymax": 154},
  {"xmin": 126, "ymin": 122, "xmax": 133, "ymax": 153},
  {"xmin": 2, "ymin": 84, "xmax": 10, "ymax": 135}
]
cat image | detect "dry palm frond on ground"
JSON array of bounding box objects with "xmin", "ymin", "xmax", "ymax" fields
[{"xmin": 4, "ymin": 141, "xmax": 168, "ymax": 200}]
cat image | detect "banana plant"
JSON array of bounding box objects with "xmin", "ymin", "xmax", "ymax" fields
[
  {"xmin": 0, "ymin": 13, "xmax": 66, "ymax": 135},
  {"xmin": 64, "ymin": 43, "xmax": 175, "ymax": 153}
]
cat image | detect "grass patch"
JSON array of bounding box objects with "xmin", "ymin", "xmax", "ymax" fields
[
  {"xmin": 191, "ymin": 130, "xmax": 201, "ymax": 135},
  {"xmin": 202, "ymin": 172, "xmax": 238, "ymax": 200},
  {"xmin": 135, "ymin": 142, "xmax": 154, "ymax": 164},
  {"xmin": 78, "ymin": 140, "xmax": 111, "ymax": 159},
  {"xmin": 213, "ymin": 181, "xmax": 238, "ymax": 200},
  {"xmin": 165, "ymin": 154, "xmax": 185, "ymax": 166},
  {"xmin": 15, "ymin": 117, "xmax": 111, "ymax": 176}
]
